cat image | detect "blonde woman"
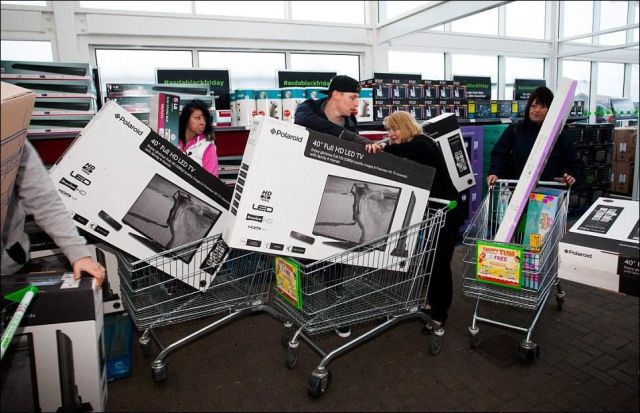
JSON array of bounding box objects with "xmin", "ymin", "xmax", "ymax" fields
[{"xmin": 366, "ymin": 111, "xmax": 464, "ymax": 331}]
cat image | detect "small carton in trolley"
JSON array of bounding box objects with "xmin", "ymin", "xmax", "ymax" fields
[
  {"xmin": 223, "ymin": 117, "xmax": 436, "ymax": 271},
  {"xmin": 49, "ymin": 101, "xmax": 233, "ymax": 291}
]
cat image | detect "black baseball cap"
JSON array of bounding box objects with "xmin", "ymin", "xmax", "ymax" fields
[{"xmin": 320, "ymin": 75, "xmax": 361, "ymax": 95}]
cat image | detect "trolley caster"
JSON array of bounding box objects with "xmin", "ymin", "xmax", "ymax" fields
[
  {"xmin": 285, "ymin": 346, "xmax": 299, "ymax": 369},
  {"xmin": 556, "ymin": 296, "xmax": 564, "ymax": 311},
  {"xmin": 139, "ymin": 336, "xmax": 152, "ymax": 358},
  {"xmin": 151, "ymin": 362, "xmax": 167, "ymax": 383},
  {"xmin": 281, "ymin": 322, "xmax": 294, "ymax": 348},
  {"xmin": 428, "ymin": 335, "xmax": 443, "ymax": 355},
  {"xmin": 469, "ymin": 333, "xmax": 481, "ymax": 349},
  {"xmin": 517, "ymin": 342, "xmax": 540, "ymax": 363},
  {"xmin": 307, "ymin": 369, "xmax": 332, "ymax": 399}
]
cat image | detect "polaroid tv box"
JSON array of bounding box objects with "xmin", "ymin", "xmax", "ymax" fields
[
  {"xmin": 559, "ymin": 197, "xmax": 639, "ymax": 297},
  {"xmin": 49, "ymin": 101, "xmax": 233, "ymax": 291},
  {"xmin": 422, "ymin": 113, "xmax": 476, "ymax": 193},
  {"xmin": 1, "ymin": 82, "xmax": 36, "ymax": 229},
  {"xmin": 223, "ymin": 117, "xmax": 435, "ymax": 270}
]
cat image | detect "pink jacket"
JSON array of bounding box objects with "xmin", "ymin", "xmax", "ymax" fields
[{"xmin": 179, "ymin": 134, "xmax": 219, "ymax": 177}]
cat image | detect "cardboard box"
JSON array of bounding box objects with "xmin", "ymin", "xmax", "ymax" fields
[
  {"xmin": 235, "ymin": 89, "xmax": 256, "ymax": 127},
  {"xmin": 49, "ymin": 101, "xmax": 233, "ymax": 290},
  {"xmin": 1, "ymin": 81, "xmax": 36, "ymax": 229},
  {"xmin": 522, "ymin": 187, "xmax": 564, "ymax": 247},
  {"xmin": 223, "ymin": 117, "xmax": 435, "ymax": 270},
  {"xmin": 611, "ymin": 160, "xmax": 635, "ymax": 194},
  {"xmin": 559, "ymin": 197, "xmax": 639, "ymax": 297},
  {"xmin": 281, "ymin": 87, "xmax": 306, "ymax": 123},
  {"xmin": 1, "ymin": 60, "xmax": 92, "ymax": 77},
  {"xmin": 613, "ymin": 127, "xmax": 637, "ymax": 162},
  {"xmin": 149, "ymin": 92, "xmax": 180, "ymax": 147},
  {"xmin": 255, "ymin": 89, "xmax": 282, "ymax": 120},
  {"xmin": 422, "ymin": 113, "xmax": 476, "ymax": 193},
  {"xmin": 356, "ymin": 88, "xmax": 374, "ymax": 123}
]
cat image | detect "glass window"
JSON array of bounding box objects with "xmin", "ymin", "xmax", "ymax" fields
[
  {"xmin": 195, "ymin": 1, "xmax": 285, "ymax": 19},
  {"xmin": 378, "ymin": 1, "xmax": 431, "ymax": 22},
  {"xmin": 561, "ymin": 59, "xmax": 591, "ymax": 106},
  {"xmin": 290, "ymin": 1, "xmax": 365, "ymax": 25},
  {"xmin": 561, "ymin": 1, "xmax": 593, "ymax": 44},
  {"xmin": 199, "ymin": 51, "xmax": 285, "ymax": 89},
  {"xmin": 630, "ymin": 64, "xmax": 639, "ymax": 102},
  {"xmin": 450, "ymin": 8, "xmax": 499, "ymax": 36},
  {"xmin": 505, "ymin": 57, "xmax": 545, "ymax": 99},
  {"xmin": 95, "ymin": 49, "xmax": 192, "ymax": 94},
  {"xmin": 505, "ymin": 1, "xmax": 546, "ymax": 39},
  {"xmin": 79, "ymin": 1, "xmax": 188, "ymax": 13},
  {"xmin": 290, "ymin": 53, "xmax": 360, "ymax": 81},
  {"xmin": 387, "ymin": 51, "xmax": 444, "ymax": 81},
  {"xmin": 597, "ymin": 62, "xmax": 624, "ymax": 98},
  {"xmin": 0, "ymin": 1, "xmax": 46, "ymax": 5},
  {"xmin": 451, "ymin": 54, "xmax": 498, "ymax": 99},
  {"xmin": 599, "ymin": 0, "xmax": 628, "ymax": 46},
  {"xmin": 1, "ymin": 40, "xmax": 53, "ymax": 61}
]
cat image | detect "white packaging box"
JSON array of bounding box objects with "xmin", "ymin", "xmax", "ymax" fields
[
  {"xmin": 356, "ymin": 88, "xmax": 374, "ymax": 123},
  {"xmin": 304, "ymin": 87, "xmax": 324, "ymax": 100},
  {"xmin": 223, "ymin": 117, "xmax": 436, "ymax": 271},
  {"xmin": 49, "ymin": 101, "xmax": 233, "ymax": 291},
  {"xmin": 235, "ymin": 89, "xmax": 256, "ymax": 127},
  {"xmin": 422, "ymin": 112, "xmax": 476, "ymax": 193},
  {"xmin": 559, "ymin": 197, "xmax": 639, "ymax": 297},
  {"xmin": 229, "ymin": 92, "xmax": 237, "ymax": 126},
  {"xmin": 281, "ymin": 87, "xmax": 306, "ymax": 123},
  {"xmin": 255, "ymin": 89, "xmax": 282, "ymax": 120}
]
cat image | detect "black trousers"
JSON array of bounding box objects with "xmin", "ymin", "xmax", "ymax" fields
[{"xmin": 426, "ymin": 218, "xmax": 459, "ymax": 324}]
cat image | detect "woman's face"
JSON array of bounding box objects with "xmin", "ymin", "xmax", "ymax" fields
[
  {"xmin": 529, "ymin": 100, "xmax": 549, "ymax": 124},
  {"xmin": 386, "ymin": 125, "xmax": 408, "ymax": 145},
  {"xmin": 187, "ymin": 109, "xmax": 206, "ymax": 138}
]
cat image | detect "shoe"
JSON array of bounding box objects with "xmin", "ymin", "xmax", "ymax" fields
[
  {"xmin": 335, "ymin": 325, "xmax": 352, "ymax": 338},
  {"xmin": 421, "ymin": 320, "xmax": 444, "ymax": 336}
]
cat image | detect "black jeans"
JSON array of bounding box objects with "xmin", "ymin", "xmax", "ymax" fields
[{"xmin": 426, "ymin": 218, "xmax": 459, "ymax": 324}]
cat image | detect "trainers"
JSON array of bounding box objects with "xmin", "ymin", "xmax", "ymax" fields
[
  {"xmin": 335, "ymin": 325, "xmax": 352, "ymax": 338},
  {"xmin": 421, "ymin": 320, "xmax": 444, "ymax": 336}
]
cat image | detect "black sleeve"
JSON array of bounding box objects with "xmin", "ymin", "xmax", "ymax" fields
[
  {"xmin": 557, "ymin": 130, "xmax": 585, "ymax": 185},
  {"xmin": 488, "ymin": 124, "xmax": 516, "ymax": 177},
  {"xmin": 294, "ymin": 99, "xmax": 344, "ymax": 138}
]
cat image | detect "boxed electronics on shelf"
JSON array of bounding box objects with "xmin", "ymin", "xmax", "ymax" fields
[
  {"xmin": 559, "ymin": 197, "xmax": 639, "ymax": 297},
  {"xmin": 49, "ymin": 101, "xmax": 233, "ymax": 291},
  {"xmin": 223, "ymin": 116, "xmax": 436, "ymax": 271}
]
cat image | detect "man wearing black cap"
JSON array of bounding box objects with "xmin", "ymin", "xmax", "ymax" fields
[{"xmin": 294, "ymin": 75, "xmax": 372, "ymax": 144}]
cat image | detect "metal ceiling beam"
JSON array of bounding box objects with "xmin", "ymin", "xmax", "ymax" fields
[{"xmin": 377, "ymin": 1, "xmax": 511, "ymax": 44}]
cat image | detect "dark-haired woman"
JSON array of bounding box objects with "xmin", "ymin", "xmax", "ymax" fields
[
  {"xmin": 179, "ymin": 99, "xmax": 219, "ymax": 177},
  {"xmin": 487, "ymin": 86, "xmax": 583, "ymax": 186}
]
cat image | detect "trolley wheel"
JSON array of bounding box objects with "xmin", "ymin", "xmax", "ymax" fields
[
  {"xmin": 151, "ymin": 364, "xmax": 167, "ymax": 383},
  {"xmin": 307, "ymin": 370, "xmax": 332, "ymax": 399},
  {"xmin": 281, "ymin": 326, "xmax": 294, "ymax": 348},
  {"xmin": 428, "ymin": 335, "xmax": 443, "ymax": 355},
  {"xmin": 556, "ymin": 295, "xmax": 564, "ymax": 311},
  {"xmin": 285, "ymin": 346, "xmax": 299, "ymax": 369},
  {"xmin": 517, "ymin": 342, "xmax": 540, "ymax": 363},
  {"xmin": 469, "ymin": 333, "xmax": 481, "ymax": 349}
]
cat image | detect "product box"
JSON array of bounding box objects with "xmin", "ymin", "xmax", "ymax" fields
[
  {"xmin": 356, "ymin": 88, "xmax": 374, "ymax": 123},
  {"xmin": 1, "ymin": 60, "xmax": 92, "ymax": 77},
  {"xmin": 229, "ymin": 92, "xmax": 236, "ymax": 126},
  {"xmin": 559, "ymin": 197, "xmax": 639, "ymax": 297},
  {"xmin": 281, "ymin": 87, "xmax": 306, "ymax": 123},
  {"xmin": 106, "ymin": 83, "xmax": 210, "ymax": 98},
  {"xmin": 223, "ymin": 117, "xmax": 436, "ymax": 270},
  {"xmin": 422, "ymin": 113, "xmax": 476, "ymax": 193},
  {"xmin": 49, "ymin": 101, "xmax": 233, "ymax": 291},
  {"xmin": 1, "ymin": 82, "xmax": 36, "ymax": 229},
  {"xmin": 33, "ymin": 94, "xmax": 96, "ymax": 112},
  {"xmin": 522, "ymin": 187, "xmax": 565, "ymax": 248},
  {"xmin": 215, "ymin": 109, "xmax": 232, "ymax": 127},
  {"xmin": 611, "ymin": 161, "xmax": 635, "ymax": 194},
  {"xmin": 613, "ymin": 127, "xmax": 637, "ymax": 162},
  {"xmin": 235, "ymin": 89, "xmax": 256, "ymax": 127},
  {"xmin": 255, "ymin": 89, "xmax": 282, "ymax": 120},
  {"xmin": 304, "ymin": 87, "xmax": 324, "ymax": 101},
  {"xmin": 1, "ymin": 75, "xmax": 95, "ymax": 95},
  {"xmin": 149, "ymin": 92, "xmax": 180, "ymax": 147}
]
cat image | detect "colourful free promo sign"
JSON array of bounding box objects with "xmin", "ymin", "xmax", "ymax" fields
[
  {"xmin": 275, "ymin": 257, "xmax": 303, "ymax": 310},
  {"xmin": 476, "ymin": 241, "xmax": 524, "ymax": 289}
]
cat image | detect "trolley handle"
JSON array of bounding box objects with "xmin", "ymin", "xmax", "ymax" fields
[
  {"xmin": 493, "ymin": 179, "xmax": 568, "ymax": 187},
  {"xmin": 429, "ymin": 197, "xmax": 457, "ymax": 210}
]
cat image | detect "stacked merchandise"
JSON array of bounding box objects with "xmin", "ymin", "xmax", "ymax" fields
[
  {"xmin": 0, "ymin": 60, "xmax": 98, "ymax": 166},
  {"xmin": 565, "ymin": 123, "xmax": 615, "ymax": 214},
  {"xmin": 360, "ymin": 77, "xmax": 468, "ymax": 121},
  {"xmin": 458, "ymin": 126, "xmax": 484, "ymax": 235},
  {"xmin": 481, "ymin": 124, "xmax": 509, "ymax": 196},
  {"xmin": 468, "ymin": 99, "xmax": 513, "ymax": 120},
  {"xmin": 610, "ymin": 127, "xmax": 637, "ymax": 195}
]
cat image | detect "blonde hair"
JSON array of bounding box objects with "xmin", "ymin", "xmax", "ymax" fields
[{"xmin": 383, "ymin": 111, "xmax": 422, "ymax": 143}]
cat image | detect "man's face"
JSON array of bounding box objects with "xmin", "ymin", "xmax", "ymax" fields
[{"xmin": 332, "ymin": 91, "xmax": 360, "ymax": 116}]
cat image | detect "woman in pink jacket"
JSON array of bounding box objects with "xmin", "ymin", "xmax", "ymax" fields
[{"xmin": 178, "ymin": 99, "xmax": 219, "ymax": 177}]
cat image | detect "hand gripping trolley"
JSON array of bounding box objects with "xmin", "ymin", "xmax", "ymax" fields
[
  {"xmin": 117, "ymin": 234, "xmax": 282, "ymax": 382},
  {"xmin": 275, "ymin": 199, "xmax": 454, "ymax": 398},
  {"xmin": 462, "ymin": 180, "xmax": 569, "ymax": 362}
]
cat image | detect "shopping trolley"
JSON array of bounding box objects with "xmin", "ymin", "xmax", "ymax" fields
[
  {"xmin": 462, "ymin": 180, "xmax": 569, "ymax": 362},
  {"xmin": 275, "ymin": 199, "xmax": 454, "ymax": 398},
  {"xmin": 117, "ymin": 234, "xmax": 283, "ymax": 382}
]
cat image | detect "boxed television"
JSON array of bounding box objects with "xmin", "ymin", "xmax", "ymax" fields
[
  {"xmin": 49, "ymin": 101, "xmax": 233, "ymax": 291},
  {"xmin": 223, "ymin": 117, "xmax": 436, "ymax": 270}
]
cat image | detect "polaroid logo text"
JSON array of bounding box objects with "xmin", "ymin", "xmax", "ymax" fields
[
  {"xmin": 564, "ymin": 249, "xmax": 592, "ymax": 259},
  {"xmin": 270, "ymin": 128, "xmax": 303, "ymax": 142},
  {"xmin": 114, "ymin": 113, "xmax": 144, "ymax": 136}
]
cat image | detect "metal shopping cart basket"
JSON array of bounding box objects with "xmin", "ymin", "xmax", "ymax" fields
[
  {"xmin": 462, "ymin": 180, "xmax": 569, "ymax": 362},
  {"xmin": 275, "ymin": 199, "xmax": 454, "ymax": 398},
  {"xmin": 117, "ymin": 234, "xmax": 282, "ymax": 382}
]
